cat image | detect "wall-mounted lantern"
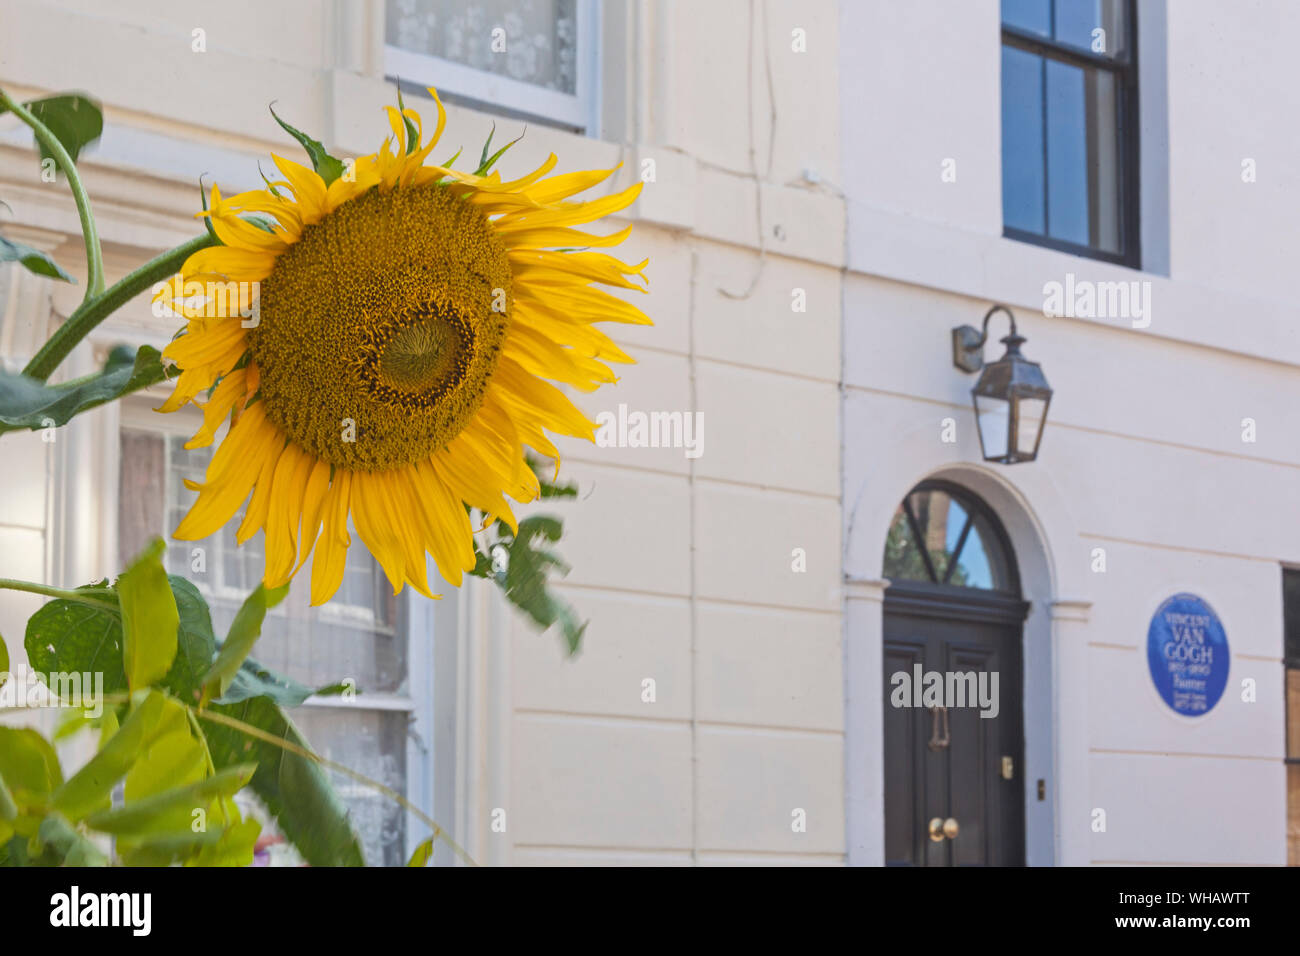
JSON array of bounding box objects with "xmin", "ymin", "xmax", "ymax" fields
[{"xmin": 951, "ymin": 305, "xmax": 1052, "ymax": 464}]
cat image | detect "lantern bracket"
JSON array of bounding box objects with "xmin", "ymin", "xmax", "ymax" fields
[{"xmin": 952, "ymin": 305, "xmax": 1017, "ymax": 374}]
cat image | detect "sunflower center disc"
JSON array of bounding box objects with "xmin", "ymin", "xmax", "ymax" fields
[{"xmin": 248, "ymin": 183, "xmax": 512, "ymax": 470}]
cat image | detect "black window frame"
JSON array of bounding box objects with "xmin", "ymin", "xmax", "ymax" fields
[
  {"xmin": 1283, "ymin": 569, "xmax": 1300, "ymax": 769},
  {"xmin": 1000, "ymin": 0, "xmax": 1142, "ymax": 268}
]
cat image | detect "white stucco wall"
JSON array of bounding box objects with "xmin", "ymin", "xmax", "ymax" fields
[
  {"xmin": 4, "ymin": 0, "xmax": 1286, "ymax": 869},
  {"xmin": 0, "ymin": 0, "xmax": 847, "ymax": 865},
  {"xmin": 840, "ymin": 0, "xmax": 1290, "ymax": 865}
]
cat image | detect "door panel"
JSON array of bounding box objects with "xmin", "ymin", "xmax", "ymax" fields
[
  {"xmin": 883, "ymin": 642, "xmax": 926, "ymax": 866},
  {"xmin": 883, "ymin": 604, "xmax": 1025, "ymax": 866}
]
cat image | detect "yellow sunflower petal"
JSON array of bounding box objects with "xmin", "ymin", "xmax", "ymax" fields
[
  {"xmin": 174, "ymin": 405, "xmax": 282, "ymax": 540},
  {"xmin": 272, "ymin": 154, "xmax": 328, "ymax": 224},
  {"xmin": 185, "ymin": 368, "xmax": 248, "ymax": 449},
  {"xmin": 309, "ymin": 471, "xmax": 352, "ymax": 606}
]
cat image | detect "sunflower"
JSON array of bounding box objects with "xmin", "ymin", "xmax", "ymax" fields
[{"xmin": 154, "ymin": 88, "xmax": 649, "ymax": 605}]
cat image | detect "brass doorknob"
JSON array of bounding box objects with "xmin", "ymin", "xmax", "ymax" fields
[{"xmin": 928, "ymin": 817, "xmax": 960, "ymax": 841}]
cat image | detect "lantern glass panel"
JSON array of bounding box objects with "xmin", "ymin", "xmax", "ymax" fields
[
  {"xmin": 1016, "ymin": 396, "xmax": 1048, "ymax": 457},
  {"xmin": 975, "ymin": 393, "xmax": 1011, "ymax": 460}
]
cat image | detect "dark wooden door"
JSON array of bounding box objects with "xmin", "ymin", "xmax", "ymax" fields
[{"xmin": 882, "ymin": 597, "xmax": 1025, "ymax": 866}]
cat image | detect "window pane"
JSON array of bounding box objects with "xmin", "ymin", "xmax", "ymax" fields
[
  {"xmin": 883, "ymin": 506, "xmax": 932, "ymax": 583},
  {"xmin": 290, "ymin": 708, "xmax": 409, "ymax": 867},
  {"xmin": 1045, "ymin": 59, "xmax": 1121, "ymax": 253},
  {"xmin": 1053, "ymin": 0, "xmax": 1127, "ymax": 58},
  {"xmin": 1284, "ymin": 570, "xmax": 1300, "ymax": 662},
  {"xmin": 1001, "ymin": 46, "xmax": 1046, "ymax": 235},
  {"xmin": 1002, "ymin": 0, "xmax": 1051, "ymax": 36},
  {"xmin": 947, "ymin": 511, "xmax": 1009, "ymax": 591},
  {"xmin": 1289, "ymin": 669, "xmax": 1300, "ymax": 760},
  {"xmin": 884, "ymin": 490, "xmax": 1013, "ymax": 592},
  {"xmin": 386, "ymin": 0, "xmax": 579, "ymax": 94}
]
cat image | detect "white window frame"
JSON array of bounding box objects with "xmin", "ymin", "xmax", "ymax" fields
[
  {"xmin": 112, "ymin": 397, "xmax": 438, "ymax": 865},
  {"xmin": 383, "ymin": 0, "xmax": 602, "ymax": 133}
]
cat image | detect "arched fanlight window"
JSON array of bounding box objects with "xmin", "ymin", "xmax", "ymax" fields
[{"xmin": 883, "ymin": 481, "xmax": 1019, "ymax": 594}]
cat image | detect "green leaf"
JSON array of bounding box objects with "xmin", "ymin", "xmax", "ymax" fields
[
  {"xmin": 269, "ymin": 105, "xmax": 346, "ymax": 186},
  {"xmin": 50, "ymin": 689, "xmax": 169, "ymax": 821},
  {"xmin": 187, "ymin": 816, "xmax": 260, "ymax": 867},
  {"xmin": 473, "ymin": 515, "xmax": 587, "ymax": 654},
  {"xmin": 213, "ymin": 653, "xmax": 337, "ymax": 708},
  {"xmin": 206, "ymin": 696, "xmax": 365, "ymax": 866},
  {"xmin": 201, "ymin": 583, "xmax": 287, "ymax": 705},
  {"xmin": 36, "ymin": 814, "xmax": 108, "ymax": 866},
  {"xmin": 83, "ymin": 763, "xmax": 255, "ymax": 835},
  {"xmin": 163, "ymin": 576, "xmax": 219, "ymax": 702},
  {"xmin": 407, "ymin": 837, "xmax": 433, "ymax": 867},
  {"xmin": 25, "ymin": 583, "xmax": 125, "ymax": 694},
  {"xmin": 526, "ymin": 453, "xmax": 578, "ymax": 499},
  {"xmin": 24, "ymin": 575, "xmax": 215, "ymax": 703},
  {"xmin": 124, "ymin": 718, "xmax": 206, "ymax": 803},
  {"xmin": 0, "ymin": 631, "xmax": 8, "ymax": 686},
  {"xmin": 118, "ymin": 539, "xmax": 179, "ymax": 692},
  {"xmin": 24, "ymin": 93, "xmax": 103, "ymax": 166},
  {"xmin": 0, "ymin": 344, "xmax": 165, "ymax": 431},
  {"xmin": 0, "ymin": 727, "xmax": 63, "ymax": 808},
  {"xmin": 0, "ymin": 234, "xmax": 74, "ymax": 282},
  {"xmin": 117, "ymin": 827, "xmax": 226, "ymax": 866},
  {"xmin": 0, "ymin": 771, "xmax": 18, "ymax": 822}
]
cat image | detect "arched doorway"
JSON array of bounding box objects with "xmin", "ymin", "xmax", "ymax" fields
[{"xmin": 881, "ymin": 479, "xmax": 1028, "ymax": 865}]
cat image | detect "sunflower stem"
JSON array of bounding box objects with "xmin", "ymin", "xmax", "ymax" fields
[
  {"xmin": 0, "ymin": 88, "xmax": 106, "ymax": 305},
  {"xmin": 0, "ymin": 577, "xmax": 118, "ymax": 610},
  {"xmin": 22, "ymin": 233, "xmax": 217, "ymax": 382}
]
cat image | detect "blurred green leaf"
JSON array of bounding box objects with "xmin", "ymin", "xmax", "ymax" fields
[
  {"xmin": 24, "ymin": 93, "xmax": 103, "ymax": 166},
  {"xmin": 83, "ymin": 763, "xmax": 254, "ymax": 835},
  {"xmin": 124, "ymin": 718, "xmax": 206, "ymax": 803},
  {"xmin": 407, "ymin": 837, "xmax": 433, "ymax": 867},
  {"xmin": 526, "ymin": 453, "xmax": 578, "ymax": 499},
  {"xmin": 187, "ymin": 816, "xmax": 260, "ymax": 867},
  {"xmin": 206, "ymin": 696, "xmax": 365, "ymax": 866},
  {"xmin": 269, "ymin": 105, "xmax": 346, "ymax": 186},
  {"xmin": 0, "ymin": 771, "xmax": 18, "ymax": 822},
  {"xmin": 0, "ymin": 632, "xmax": 8, "ymax": 686},
  {"xmin": 473, "ymin": 515, "xmax": 586, "ymax": 654},
  {"xmin": 118, "ymin": 539, "xmax": 179, "ymax": 692},
  {"xmin": 163, "ymin": 577, "xmax": 219, "ymax": 702},
  {"xmin": 201, "ymin": 583, "xmax": 287, "ymax": 705},
  {"xmin": 213, "ymin": 653, "xmax": 341, "ymax": 707},
  {"xmin": 0, "ymin": 344, "xmax": 164, "ymax": 431},
  {"xmin": 36, "ymin": 813, "xmax": 107, "ymax": 866},
  {"xmin": 0, "ymin": 728, "xmax": 62, "ymax": 810},
  {"xmin": 0, "ymin": 234, "xmax": 74, "ymax": 283},
  {"xmin": 50, "ymin": 689, "xmax": 169, "ymax": 821}
]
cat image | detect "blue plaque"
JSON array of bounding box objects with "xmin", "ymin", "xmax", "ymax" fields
[{"xmin": 1146, "ymin": 593, "xmax": 1229, "ymax": 716}]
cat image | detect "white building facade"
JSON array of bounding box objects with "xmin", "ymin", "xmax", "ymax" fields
[
  {"xmin": 0, "ymin": 0, "xmax": 1293, "ymax": 866},
  {"xmin": 841, "ymin": 0, "xmax": 1295, "ymax": 866}
]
